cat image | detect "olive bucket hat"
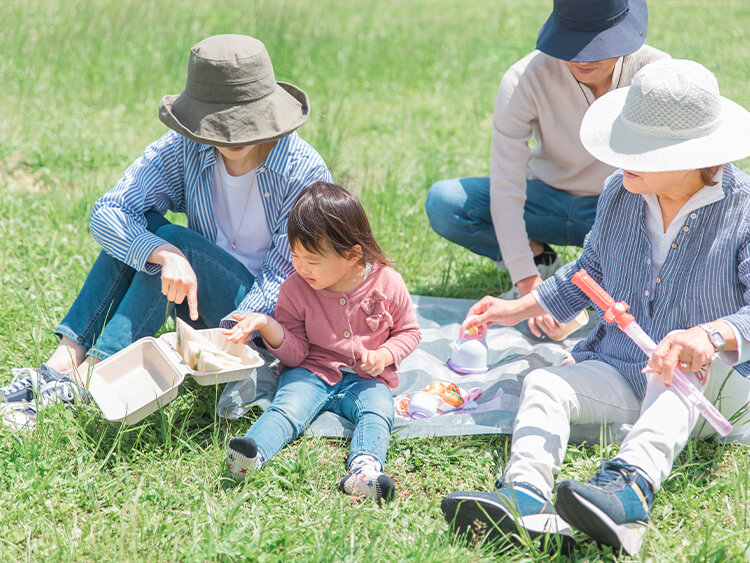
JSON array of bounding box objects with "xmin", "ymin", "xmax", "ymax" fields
[{"xmin": 159, "ymin": 34, "xmax": 309, "ymax": 147}]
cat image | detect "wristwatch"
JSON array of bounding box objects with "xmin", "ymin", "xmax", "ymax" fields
[{"xmin": 699, "ymin": 324, "xmax": 726, "ymax": 352}]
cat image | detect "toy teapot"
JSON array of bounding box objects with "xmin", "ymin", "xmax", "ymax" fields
[{"xmin": 448, "ymin": 315, "xmax": 489, "ymax": 374}]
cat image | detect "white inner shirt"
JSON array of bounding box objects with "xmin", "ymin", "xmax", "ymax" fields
[{"xmin": 212, "ymin": 154, "xmax": 271, "ymax": 277}]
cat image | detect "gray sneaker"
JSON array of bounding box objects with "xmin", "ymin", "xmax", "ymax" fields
[{"xmin": 499, "ymin": 248, "xmax": 563, "ymax": 300}]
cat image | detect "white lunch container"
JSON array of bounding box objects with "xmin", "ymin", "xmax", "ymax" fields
[{"xmin": 88, "ymin": 328, "xmax": 264, "ymax": 425}]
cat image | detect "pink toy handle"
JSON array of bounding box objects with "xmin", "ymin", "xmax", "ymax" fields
[
  {"xmin": 572, "ymin": 268, "xmax": 732, "ymax": 437},
  {"xmin": 460, "ymin": 315, "xmax": 487, "ymax": 340}
]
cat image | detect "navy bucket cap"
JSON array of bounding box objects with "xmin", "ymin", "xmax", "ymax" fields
[{"xmin": 536, "ymin": 0, "xmax": 648, "ymax": 62}]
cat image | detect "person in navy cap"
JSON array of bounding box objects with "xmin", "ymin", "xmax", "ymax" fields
[{"xmin": 426, "ymin": 0, "xmax": 668, "ymax": 338}]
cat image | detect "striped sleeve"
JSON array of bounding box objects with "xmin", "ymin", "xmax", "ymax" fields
[
  {"xmin": 89, "ymin": 131, "xmax": 187, "ymax": 274},
  {"xmin": 535, "ymin": 175, "xmax": 615, "ymax": 322}
]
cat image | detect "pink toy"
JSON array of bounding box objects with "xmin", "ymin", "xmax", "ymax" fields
[
  {"xmin": 571, "ymin": 269, "xmax": 732, "ymax": 437},
  {"xmin": 448, "ymin": 316, "xmax": 489, "ymax": 374}
]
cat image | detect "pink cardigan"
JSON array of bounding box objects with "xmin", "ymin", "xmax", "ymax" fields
[{"xmin": 265, "ymin": 263, "xmax": 421, "ymax": 389}]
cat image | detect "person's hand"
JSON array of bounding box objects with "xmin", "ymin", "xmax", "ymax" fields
[
  {"xmin": 360, "ymin": 347, "xmax": 394, "ymax": 376},
  {"xmin": 515, "ymin": 274, "xmax": 563, "ymax": 338},
  {"xmin": 150, "ymin": 244, "xmax": 199, "ymax": 320},
  {"xmin": 466, "ymin": 296, "xmax": 516, "ymax": 328},
  {"xmin": 223, "ymin": 313, "xmax": 269, "ymax": 344},
  {"xmin": 646, "ymin": 328, "xmax": 714, "ymax": 386}
]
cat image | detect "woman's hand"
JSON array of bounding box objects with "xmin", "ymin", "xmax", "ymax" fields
[
  {"xmin": 360, "ymin": 347, "xmax": 394, "ymax": 376},
  {"xmin": 148, "ymin": 243, "xmax": 199, "ymax": 320},
  {"xmin": 466, "ymin": 291, "xmax": 547, "ymax": 330},
  {"xmin": 515, "ymin": 274, "xmax": 563, "ymax": 339},
  {"xmin": 647, "ymin": 327, "xmax": 715, "ymax": 386}
]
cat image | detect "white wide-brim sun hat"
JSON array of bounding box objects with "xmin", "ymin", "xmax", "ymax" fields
[{"xmin": 580, "ymin": 58, "xmax": 750, "ymax": 172}]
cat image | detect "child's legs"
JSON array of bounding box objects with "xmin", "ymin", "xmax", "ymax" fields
[
  {"xmin": 327, "ymin": 374, "xmax": 395, "ymax": 469},
  {"xmin": 617, "ymin": 361, "xmax": 750, "ymax": 491},
  {"xmin": 244, "ymin": 367, "xmax": 334, "ymax": 463},
  {"xmin": 505, "ymin": 360, "xmax": 641, "ymax": 499}
]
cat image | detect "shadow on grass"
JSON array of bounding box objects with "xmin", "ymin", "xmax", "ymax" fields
[{"xmin": 72, "ymin": 379, "xmax": 251, "ymax": 467}]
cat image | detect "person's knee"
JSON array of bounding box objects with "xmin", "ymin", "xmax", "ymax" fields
[
  {"xmin": 153, "ymin": 222, "xmax": 196, "ymax": 250},
  {"xmin": 522, "ymin": 368, "xmax": 574, "ymax": 402},
  {"xmin": 356, "ymin": 388, "xmax": 395, "ymax": 428},
  {"xmin": 425, "ymin": 179, "xmax": 459, "ymax": 234}
]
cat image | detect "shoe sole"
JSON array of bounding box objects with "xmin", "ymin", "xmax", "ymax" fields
[
  {"xmin": 441, "ymin": 494, "xmax": 575, "ymax": 552},
  {"xmin": 555, "ymin": 488, "xmax": 646, "ymax": 555}
]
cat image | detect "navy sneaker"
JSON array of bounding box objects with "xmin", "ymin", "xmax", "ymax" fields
[
  {"xmin": 555, "ymin": 458, "xmax": 654, "ymax": 555},
  {"xmin": 442, "ymin": 481, "xmax": 575, "ymax": 552},
  {"xmin": 0, "ymin": 367, "xmax": 44, "ymax": 405}
]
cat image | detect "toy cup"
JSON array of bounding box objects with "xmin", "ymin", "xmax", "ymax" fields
[
  {"xmin": 407, "ymin": 391, "xmax": 442, "ymax": 418},
  {"xmin": 448, "ymin": 316, "xmax": 489, "ymax": 374}
]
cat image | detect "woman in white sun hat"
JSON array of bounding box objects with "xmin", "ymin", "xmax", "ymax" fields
[{"xmin": 442, "ymin": 58, "xmax": 750, "ymax": 555}]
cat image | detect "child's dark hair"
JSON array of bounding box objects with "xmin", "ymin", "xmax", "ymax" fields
[{"xmin": 287, "ymin": 182, "xmax": 389, "ymax": 264}]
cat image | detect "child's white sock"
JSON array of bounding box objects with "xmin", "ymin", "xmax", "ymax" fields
[
  {"xmin": 339, "ymin": 454, "xmax": 396, "ymax": 502},
  {"xmin": 227, "ymin": 437, "xmax": 261, "ymax": 481}
]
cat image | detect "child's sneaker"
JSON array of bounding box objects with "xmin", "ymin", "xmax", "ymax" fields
[
  {"xmin": 339, "ymin": 467, "xmax": 396, "ymax": 502},
  {"xmin": 227, "ymin": 437, "xmax": 258, "ymax": 481},
  {"xmin": 442, "ymin": 481, "xmax": 574, "ymax": 552},
  {"xmin": 555, "ymin": 458, "xmax": 654, "ymax": 555}
]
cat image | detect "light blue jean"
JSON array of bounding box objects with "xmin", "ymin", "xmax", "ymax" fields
[
  {"xmin": 245, "ymin": 367, "xmax": 395, "ymax": 469},
  {"xmin": 55, "ymin": 212, "xmax": 255, "ymax": 360},
  {"xmin": 424, "ymin": 177, "xmax": 599, "ymax": 261}
]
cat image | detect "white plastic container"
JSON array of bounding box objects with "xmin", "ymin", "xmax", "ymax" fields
[{"xmin": 89, "ymin": 328, "xmax": 263, "ymax": 425}]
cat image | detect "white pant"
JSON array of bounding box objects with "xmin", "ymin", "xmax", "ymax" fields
[{"xmin": 505, "ymin": 360, "xmax": 750, "ymax": 499}]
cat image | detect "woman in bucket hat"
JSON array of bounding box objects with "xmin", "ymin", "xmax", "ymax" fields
[
  {"xmin": 0, "ymin": 34, "xmax": 331, "ymax": 419},
  {"xmin": 425, "ymin": 0, "xmax": 668, "ymax": 338},
  {"xmin": 442, "ymin": 59, "xmax": 750, "ymax": 555}
]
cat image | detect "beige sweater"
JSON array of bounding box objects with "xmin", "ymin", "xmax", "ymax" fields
[{"xmin": 490, "ymin": 45, "xmax": 669, "ymax": 284}]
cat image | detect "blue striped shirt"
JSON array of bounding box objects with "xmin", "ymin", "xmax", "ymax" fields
[
  {"xmin": 537, "ymin": 164, "xmax": 750, "ymax": 398},
  {"xmin": 90, "ymin": 130, "xmax": 331, "ymax": 319}
]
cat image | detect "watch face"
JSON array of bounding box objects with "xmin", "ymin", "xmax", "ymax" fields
[{"xmin": 710, "ymin": 332, "xmax": 726, "ymax": 351}]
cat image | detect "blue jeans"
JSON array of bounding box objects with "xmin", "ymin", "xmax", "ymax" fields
[
  {"xmin": 424, "ymin": 177, "xmax": 598, "ymax": 261},
  {"xmin": 55, "ymin": 212, "xmax": 255, "ymax": 360},
  {"xmin": 245, "ymin": 367, "xmax": 395, "ymax": 469}
]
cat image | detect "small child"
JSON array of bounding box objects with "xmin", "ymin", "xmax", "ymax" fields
[{"xmin": 223, "ymin": 181, "xmax": 421, "ymax": 501}]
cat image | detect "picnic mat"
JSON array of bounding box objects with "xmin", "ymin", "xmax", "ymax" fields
[{"xmin": 217, "ymin": 295, "xmax": 630, "ymax": 444}]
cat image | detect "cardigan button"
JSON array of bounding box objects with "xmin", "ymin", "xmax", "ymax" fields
[
  {"xmin": 671, "ymin": 242, "xmax": 678, "ymax": 249},
  {"xmin": 682, "ymin": 226, "xmax": 689, "ymax": 232},
  {"xmin": 343, "ymin": 330, "xmax": 352, "ymax": 338},
  {"xmin": 656, "ymin": 277, "xmax": 662, "ymax": 284},
  {"xmin": 347, "ymin": 358, "xmax": 354, "ymax": 366},
  {"xmin": 339, "ymin": 297, "xmax": 347, "ymax": 306}
]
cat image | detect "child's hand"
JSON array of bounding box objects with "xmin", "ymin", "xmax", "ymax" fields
[
  {"xmin": 360, "ymin": 347, "xmax": 394, "ymax": 376},
  {"xmin": 222, "ymin": 313, "xmax": 269, "ymax": 343}
]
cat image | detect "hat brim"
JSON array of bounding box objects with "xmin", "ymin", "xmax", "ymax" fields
[
  {"xmin": 580, "ymin": 88, "xmax": 750, "ymax": 172},
  {"xmin": 536, "ymin": 0, "xmax": 647, "ymax": 62},
  {"xmin": 158, "ymin": 82, "xmax": 309, "ymax": 147}
]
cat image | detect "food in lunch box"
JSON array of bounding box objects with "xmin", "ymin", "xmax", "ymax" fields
[{"xmin": 176, "ymin": 319, "xmax": 244, "ymax": 373}]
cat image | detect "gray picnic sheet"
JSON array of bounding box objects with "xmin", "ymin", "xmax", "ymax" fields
[{"xmin": 218, "ymin": 295, "xmax": 630, "ymax": 444}]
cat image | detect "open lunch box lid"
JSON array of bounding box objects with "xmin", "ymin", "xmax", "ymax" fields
[{"xmin": 88, "ymin": 322, "xmax": 264, "ymax": 425}]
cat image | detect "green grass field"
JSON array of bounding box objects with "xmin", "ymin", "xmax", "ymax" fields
[{"xmin": 1, "ymin": 1, "xmax": 749, "ymax": 560}]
